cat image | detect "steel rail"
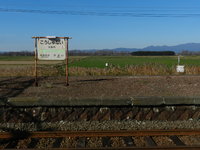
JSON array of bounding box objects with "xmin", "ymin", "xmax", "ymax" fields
[{"xmin": 1, "ymin": 129, "xmax": 200, "ymax": 139}]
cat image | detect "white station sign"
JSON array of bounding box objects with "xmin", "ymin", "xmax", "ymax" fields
[{"xmin": 37, "ymin": 38, "xmax": 66, "ymax": 60}]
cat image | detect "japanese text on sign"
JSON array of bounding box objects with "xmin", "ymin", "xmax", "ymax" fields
[{"xmin": 37, "ymin": 38, "xmax": 66, "ymax": 60}]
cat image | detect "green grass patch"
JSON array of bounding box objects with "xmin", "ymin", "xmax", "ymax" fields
[
  {"xmin": 2, "ymin": 56, "xmax": 200, "ymax": 68},
  {"xmin": 69, "ymin": 56, "xmax": 198, "ymax": 68}
]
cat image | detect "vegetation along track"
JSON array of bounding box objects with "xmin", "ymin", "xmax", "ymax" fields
[{"xmin": 1, "ymin": 129, "xmax": 200, "ymax": 149}]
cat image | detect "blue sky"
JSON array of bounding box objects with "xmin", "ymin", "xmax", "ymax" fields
[{"xmin": 0, "ymin": 0, "xmax": 200, "ymax": 51}]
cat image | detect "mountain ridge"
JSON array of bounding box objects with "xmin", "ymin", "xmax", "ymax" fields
[{"xmin": 73, "ymin": 43, "xmax": 200, "ymax": 53}]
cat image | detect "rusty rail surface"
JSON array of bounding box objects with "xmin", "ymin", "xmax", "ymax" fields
[
  {"xmin": 1, "ymin": 130, "xmax": 200, "ymax": 149},
  {"xmin": 1, "ymin": 129, "xmax": 200, "ymax": 139}
]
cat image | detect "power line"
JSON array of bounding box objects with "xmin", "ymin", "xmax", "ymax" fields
[{"xmin": 0, "ymin": 8, "xmax": 200, "ymax": 17}]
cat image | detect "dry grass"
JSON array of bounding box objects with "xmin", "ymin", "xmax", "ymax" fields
[{"xmin": 1, "ymin": 64, "xmax": 200, "ymax": 77}]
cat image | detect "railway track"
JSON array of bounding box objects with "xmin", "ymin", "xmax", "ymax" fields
[{"xmin": 1, "ymin": 129, "xmax": 200, "ymax": 149}]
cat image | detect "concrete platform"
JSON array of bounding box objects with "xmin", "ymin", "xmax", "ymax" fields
[{"xmin": 2, "ymin": 76, "xmax": 200, "ymax": 107}]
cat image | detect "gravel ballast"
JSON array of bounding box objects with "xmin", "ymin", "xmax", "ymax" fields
[{"xmin": 0, "ymin": 120, "xmax": 200, "ymax": 132}]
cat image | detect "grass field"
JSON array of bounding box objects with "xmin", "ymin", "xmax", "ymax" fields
[
  {"xmin": 0, "ymin": 56, "xmax": 34, "ymax": 61},
  {"xmin": 1, "ymin": 55, "xmax": 200, "ymax": 76},
  {"xmin": 2, "ymin": 55, "xmax": 200, "ymax": 67},
  {"xmin": 69, "ymin": 56, "xmax": 200, "ymax": 68},
  {"xmin": 69, "ymin": 56, "xmax": 177, "ymax": 68}
]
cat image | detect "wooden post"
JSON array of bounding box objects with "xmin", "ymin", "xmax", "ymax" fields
[
  {"xmin": 34, "ymin": 38, "xmax": 38, "ymax": 86},
  {"xmin": 66, "ymin": 38, "xmax": 69, "ymax": 86}
]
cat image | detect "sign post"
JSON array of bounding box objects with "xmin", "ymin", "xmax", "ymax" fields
[
  {"xmin": 32, "ymin": 36, "xmax": 72, "ymax": 86},
  {"xmin": 34, "ymin": 38, "xmax": 38, "ymax": 86},
  {"xmin": 66, "ymin": 38, "xmax": 69, "ymax": 86}
]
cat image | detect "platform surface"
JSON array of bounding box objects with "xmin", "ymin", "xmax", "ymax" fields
[{"xmin": 1, "ymin": 76, "xmax": 200, "ymax": 106}]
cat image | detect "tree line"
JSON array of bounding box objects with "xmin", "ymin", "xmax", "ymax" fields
[
  {"xmin": 0, "ymin": 50, "xmax": 130, "ymax": 56},
  {"xmin": 131, "ymin": 51, "xmax": 175, "ymax": 56},
  {"xmin": 0, "ymin": 51, "xmax": 34, "ymax": 56},
  {"xmin": 2, "ymin": 50, "xmax": 200, "ymax": 56}
]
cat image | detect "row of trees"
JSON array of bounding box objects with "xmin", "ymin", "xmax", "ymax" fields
[
  {"xmin": 0, "ymin": 51, "xmax": 34, "ymax": 56},
  {"xmin": 69, "ymin": 50, "xmax": 130, "ymax": 56},
  {"xmin": 131, "ymin": 51, "xmax": 175, "ymax": 56},
  {"xmin": 178, "ymin": 50, "xmax": 200, "ymax": 56},
  {"xmin": 0, "ymin": 50, "xmax": 130, "ymax": 56},
  {"xmin": 1, "ymin": 50, "xmax": 200, "ymax": 56}
]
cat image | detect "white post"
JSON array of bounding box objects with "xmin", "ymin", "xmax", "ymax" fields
[{"xmin": 178, "ymin": 55, "xmax": 180, "ymax": 65}]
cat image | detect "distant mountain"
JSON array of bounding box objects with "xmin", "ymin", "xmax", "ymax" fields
[
  {"xmin": 142, "ymin": 43, "xmax": 200, "ymax": 52},
  {"xmin": 73, "ymin": 43, "xmax": 200, "ymax": 53},
  {"xmin": 107, "ymin": 48, "xmax": 139, "ymax": 52}
]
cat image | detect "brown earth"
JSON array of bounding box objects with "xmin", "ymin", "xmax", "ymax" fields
[{"xmin": 1, "ymin": 75, "xmax": 200, "ymax": 99}]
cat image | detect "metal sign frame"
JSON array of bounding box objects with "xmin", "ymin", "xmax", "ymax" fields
[{"xmin": 32, "ymin": 36, "xmax": 72, "ymax": 86}]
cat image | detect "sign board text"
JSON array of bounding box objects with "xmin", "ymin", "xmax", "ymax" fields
[{"xmin": 37, "ymin": 38, "xmax": 66, "ymax": 60}]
